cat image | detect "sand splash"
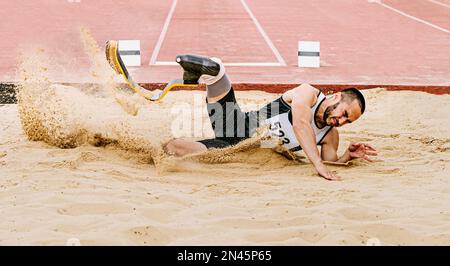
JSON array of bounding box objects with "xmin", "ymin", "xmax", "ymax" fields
[
  {"xmin": 16, "ymin": 29, "xmax": 173, "ymax": 164},
  {"xmin": 15, "ymin": 28, "xmax": 280, "ymax": 170}
]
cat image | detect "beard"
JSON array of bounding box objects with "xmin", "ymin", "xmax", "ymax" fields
[{"xmin": 323, "ymin": 102, "xmax": 339, "ymax": 126}]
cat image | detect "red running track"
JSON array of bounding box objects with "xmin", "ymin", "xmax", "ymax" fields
[{"xmin": 0, "ymin": 0, "xmax": 449, "ymax": 93}]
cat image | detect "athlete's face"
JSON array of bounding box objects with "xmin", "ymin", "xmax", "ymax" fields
[{"xmin": 323, "ymin": 94, "xmax": 362, "ymax": 127}]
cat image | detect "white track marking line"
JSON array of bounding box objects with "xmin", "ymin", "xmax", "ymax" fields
[
  {"xmin": 239, "ymin": 0, "xmax": 287, "ymax": 66},
  {"xmin": 150, "ymin": 0, "xmax": 283, "ymax": 67},
  {"xmin": 149, "ymin": 0, "xmax": 178, "ymax": 65},
  {"xmin": 224, "ymin": 62, "xmax": 282, "ymax": 66},
  {"xmin": 154, "ymin": 61, "xmax": 282, "ymax": 66},
  {"xmin": 375, "ymin": 0, "xmax": 450, "ymax": 34},
  {"xmin": 425, "ymin": 0, "xmax": 450, "ymax": 9}
]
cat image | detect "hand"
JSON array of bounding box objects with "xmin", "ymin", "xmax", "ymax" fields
[
  {"xmin": 347, "ymin": 142, "xmax": 378, "ymax": 162},
  {"xmin": 315, "ymin": 162, "xmax": 342, "ymax": 181}
]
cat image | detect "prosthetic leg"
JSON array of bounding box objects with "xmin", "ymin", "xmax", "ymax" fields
[
  {"xmin": 154, "ymin": 54, "xmax": 225, "ymax": 101},
  {"xmin": 105, "ymin": 40, "xmax": 199, "ymax": 101}
]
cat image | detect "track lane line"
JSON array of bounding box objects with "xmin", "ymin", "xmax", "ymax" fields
[
  {"xmin": 425, "ymin": 0, "xmax": 450, "ymax": 9},
  {"xmin": 240, "ymin": 0, "xmax": 287, "ymax": 66},
  {"xmin": 154, "ymin": 61, "xmax": 282, "ymax": 66},
  {"xmin": 149, "ymin": 0, "xmax": 178, "ymax": 65},
  {"xmin": 373, "ymin": 0, "xmax": 450, "ymax": 34}
]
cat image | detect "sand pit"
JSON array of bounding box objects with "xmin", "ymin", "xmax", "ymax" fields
[
  {"xmin": 2, "ymin": 86, "xmax": 450, "ymax": 245},
  {"xmin": 1, "ymin": 31, "xmax": 449, "ymax": 246}
]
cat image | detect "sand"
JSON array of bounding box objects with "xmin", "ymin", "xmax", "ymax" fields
[{"xmin": 0, "ymin": 30, "xmax": 449, "ymax": 246}]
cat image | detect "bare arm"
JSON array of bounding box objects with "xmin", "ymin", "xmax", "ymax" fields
[
  {"xmin": 321, "ymin": 128, "xmax": 378, "ymax": 163},
  {"xmin": 291, "ymin": 84, "xmax": 340, "ymax": 181},
  {"xmin": 320, "ymin": 128, "xmax": 351, "ymax": 163}
]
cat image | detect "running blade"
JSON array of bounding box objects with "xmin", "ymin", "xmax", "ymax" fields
[{"xmin": 150, "ymin": 79, "xmax": 197, "ymax": 101}]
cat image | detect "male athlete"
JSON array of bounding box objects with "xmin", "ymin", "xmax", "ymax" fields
[{"xmin": 163, "ymin": 54, "xmax": 377, "ymax": 181}]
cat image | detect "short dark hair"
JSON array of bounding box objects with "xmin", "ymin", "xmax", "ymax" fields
[{"xmin": 340, "ymin": 88, "xmax": 365, "ymax": 114}]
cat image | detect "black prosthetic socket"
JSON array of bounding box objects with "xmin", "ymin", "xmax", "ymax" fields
[{"xmin": 175, "ymin": 54, "xmax": 221, "ymax": 84}]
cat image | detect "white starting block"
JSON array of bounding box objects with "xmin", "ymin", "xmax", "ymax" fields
[
  {"xmin": 118, "ymin": 40, "xmax": 141, "ymax": 67},
  {"xmin": 298, "ymin": 41, "xmax": 320, "ymax": 68}
]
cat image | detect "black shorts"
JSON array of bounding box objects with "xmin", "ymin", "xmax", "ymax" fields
[{"xmin": 198, "ymin": 88, "xmax": 291, "ymax": 149}]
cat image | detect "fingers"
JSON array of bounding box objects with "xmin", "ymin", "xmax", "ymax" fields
[
  {"xmin": 363, "ymin": 155, "xmax": 373, "ymax": 162},
  {"xmin": 351, "ymin": 142, "xmax": 377, "ymax": 152},
  {"xmin": 322, "ymin": 172, "xmax": 342, "ymax": 181},
  {"xmin": 317, "ymin": 163, "xmax": 342, "ymax": 181},
  {"xmin": 363, "ymin": 143, "xmax": 377, "ymax": 151},
  {"xmin": 350, "ymin": 142, "xmax": 363, "ymax": 148},
  {"xmin": 350, "ymin": 151, "xmax": 376, "ymax": 161}
]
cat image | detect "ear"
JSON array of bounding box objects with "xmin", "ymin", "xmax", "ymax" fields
[{"xmin": 333, "ymin": 92, "xmax": 342, "ymax": 102}]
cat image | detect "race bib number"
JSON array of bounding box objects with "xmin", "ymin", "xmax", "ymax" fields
[
  {"xmin": 268, "ymin": 121, "xmax": 291, "ymax": 145},
  {"xmin": 265, "ymin": 112, "xmax": 300, "ymax": 150}
]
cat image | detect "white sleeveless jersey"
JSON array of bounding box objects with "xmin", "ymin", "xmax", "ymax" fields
[{"xmin": 264, "ymin": 92, "xmax": 332, "ymax": 151}]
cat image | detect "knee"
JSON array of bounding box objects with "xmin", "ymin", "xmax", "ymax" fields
[
  {"xmin": 164, "ymin": 139, "xmax": 187, "ymax": 157},
  {"xmin": 164, "ymin": 139, "xmax": 179, "ymax": 156}
]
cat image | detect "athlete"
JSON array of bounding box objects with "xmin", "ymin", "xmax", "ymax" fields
[{"xmin": 163, "ymin": 54, "xmax": 377, "ymax": 181}]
